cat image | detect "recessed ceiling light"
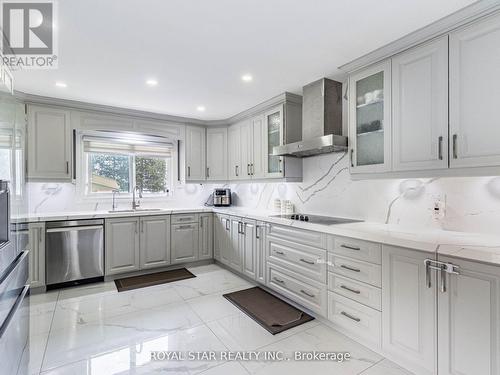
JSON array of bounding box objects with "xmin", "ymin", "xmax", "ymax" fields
[
  {"xmin": 241, "ymin": 74, "xmax": 253, "ymax": 82},
  {"xmin": 196, "ymin": 106, "xmax": 206, "ymax": 112},
  {"xmin": 146, "ymin": 79, "xmax": 158, "ymax": 86},
  {"xmin": 55, "ymin": 81, "xmax": 67, "ymax": 88}
]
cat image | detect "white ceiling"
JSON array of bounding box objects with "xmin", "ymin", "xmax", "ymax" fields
[{"xmin": 13, "ymin": 0, "xmax": 476, "ymax": 120}]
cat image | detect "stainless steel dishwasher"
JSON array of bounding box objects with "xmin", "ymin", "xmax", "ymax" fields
[{"xmin": 45, "ymin": 219, "xmax": 104, "ymax": 287}]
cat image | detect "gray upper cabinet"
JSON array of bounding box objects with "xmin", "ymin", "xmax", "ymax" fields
[
  {"xmin": 264, "ymin": 105, "xmax": 285, "ymax": 178},
  {"xmin": 392, "ymin": 37, "xmax": 449, "ymax": 171},
  {"xmin": 105, "ymin": 217, "xmax": 141, "ymax": 275},
  {"xmin": 27, "ymin": 105, "xmax": 72, "ymax": 181},
  {"xmin": 185, "ymin": 126, "xmax": 206, "ymax": 181},
  {"xmin": 139, "ymin": 215, "xmax": 171, "ymax": 270},
  {"xmin": 171, "ymin": 220, "xmax": 200, "ymax": 264},
  {"xmin": 199, "ymin": 213, "xmax": 213, "ymax": 260},
  {"xmin": 206, "ymin": 128, "xmax": 227, "ymax": 180},
  {"xmin": 449, "ymin": 12, "xmax": 500, "ymax": 169},
  {"xmin": 228, "ymin": 124, "xmax": 241, "ymax": 180},
  {"xmin": 349, "ymin": 60, "xmax": 392, "ymax": 174}
]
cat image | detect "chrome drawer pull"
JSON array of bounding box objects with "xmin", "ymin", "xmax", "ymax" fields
[
  {"xmin": 300, "ymin": 289, "xmax": 315, "ymax": 298},
  {"xmin": 341, "ymin": 311, "xmax": 361, "ymax": 322},
  {"xmin": 340, "ymin": 285, "xmax": 361, "ymax": 294},
  {"xmin": 340, "ymin": 244, "xmax": 361, "ymax": 251},
  {"xmin": 340, "ymin": 264, "xmax": 361, "ymax": 273},
  {"xmin": 177, "ymin": 225, "xmax": 193, "ymax": 230},
  {"xmin": 273, "ymin": 277, "xmax": 285, "ymax": 284},
  {"xmin": 300, "ymin": 258, "xmax": 315, "ymax": 265},
  {"xmin": 275, "ymin": 250, "xmax": 285, "ymax": 255}
]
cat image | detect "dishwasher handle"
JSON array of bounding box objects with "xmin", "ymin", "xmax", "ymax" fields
[{"xmin": 46, "ymin": 225, "xmax": 103, "ymax": 233}]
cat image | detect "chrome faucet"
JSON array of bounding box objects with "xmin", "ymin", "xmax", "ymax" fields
[
  {"xmin": 132, "ymin": 186, "xmax": 142, "ymax": 209},
  {"xmin": 111, "ymin": 189, "xmax": 120, "ymax": 211}
]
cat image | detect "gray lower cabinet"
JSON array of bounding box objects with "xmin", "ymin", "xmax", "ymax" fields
[
  {"xmin": 382, "ymin": 245, "xmax": 436, "ymax": 375},
  {"xmin": 28, "ymin": 222, "xmax": 45, "ymax": 288},
  {"xmin": 140, "ymin": 215, "xmax": 171, "ymax": 269},
  {"xmin": 229, "ymin": 217, "xmax": 242, "ymax": 271},
  {"xmin": 437, "ymin": 256, "xmax": 500, "ymax": 375},
  {"xmin": 199, "ymin": 213, "xmax": 213, "ymax": 260},
  {"xmin": 241, "ymin": 219, "xmax": 256, "ymax": 279},
  {"xmin": 105, "ymin": 217, "xmax": 141, "ymax": 276},
  {"xmin": 171, "ymin": 222, "xmax": 199, "ymax": 264},
  {"xmin": 255, "ymin": 222, "xmax": 266, "ymax": 284},
  {"xmin": 214, "ymin": 214, "xmax": 231, "ymax": 265}
]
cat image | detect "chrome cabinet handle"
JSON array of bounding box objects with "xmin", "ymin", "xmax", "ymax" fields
[
  {"xmin": 187, "ymin": 166, "xmax": 191, "ymax": 177},
  {"xmin": 235, "ymin": 165, "xmax": 239, "ymax": 177},
  {"xmin": 141, "ymin": 220, "xmax": 144, "ymax": 233},
  {"xmin": 247, "ymin": 164, "xmax": 250, "ymax": 176},
  {"xmin": 300, "ymin": 289, "xmax": 315, "ymax": 298},
  {"xmin": 273, "ymin": 277, "xmax": 285, "ymax": 284},
  {"xmin": 438, "ymin": 136, "xmax": 443, "ymax": 160},
  {"xmin": 65, "ymin": 161, "xmax": 69, "ymax": 174},
  {"xmin": 39, "ymin": 227, "xmax": 42, "ymax": 243},
  {"xmin": 275, "ymin": 250, "xmax": 285, "ymax": 256},
  {"xmin": 178, "ymin": 217, "xmax": 192, "ymax": 221},
  {"xmin": 300, "ymin": 258, "xmax": 315, "ymax": 265},
  {"xmin": 340, "ymin": 244, "xmax": 360, "ymax": 251},
  {"xmin": 340, "ymin": 285, "xmax": 361, "ymax": 294},
  {"xmin": 350, "ymin": 149, "xmax": 354, "ymax": 168},
  {"xmin": 340, "ymin": 264, "xmax": 361, "ymax": 273},
  {"xmin": 134, "ymin": 221, "xmax": 138, "ymax": 233},
  {"xmin": 225, "ymin": 219, "xmax": 230, "ymax": 231},
  {"xmin": 206, "ymin": 167, "xmax": 209, "ymax": 178},
  {"xmin": 341, "ymin": 311, "xmax": 361, "ymax": 322},
  {"xmin": 440, "ymin": 264, "xmax": 447, "ymax": 293},
  {"xmin": 256, "ymin": 225, "xmax": 260, "ymax": 239},
  {"xmin": 425, "ymin": 259, "xmax": 432, "ymax": 288},
  {"xmin": 452, "ymin": 134, "xmax": 458, "ymax": 159},
  {"xmin": 178, "ymin": 225, "xmax": 193, "ymax": 230}
]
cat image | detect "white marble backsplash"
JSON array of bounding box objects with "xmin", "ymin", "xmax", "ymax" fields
[{"xmin": 27, "ymin": 152, "xmax": 500, "ymax": 235}]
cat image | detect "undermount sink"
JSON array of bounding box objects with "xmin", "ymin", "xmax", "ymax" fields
[{"xmin": 108, "ymin": 208, "xmax": 164, "ymax": 213}]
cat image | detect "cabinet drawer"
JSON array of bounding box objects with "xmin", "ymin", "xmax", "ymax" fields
[
  {"xmin": 330, "ymin": 236, "xmax": 382, "ymax": 265},
  {"xmin": 267, "ymin": 263, "xmax": 327, "ymax": 316},
  {"xmin": 328, "ymin": 292, "xmax": 381, "ymax": 347},
  {"xmin": 267, "ymin": 237, "xmax": 327, "ymax": 283},
  {"xmin": 328, "ymin": 253, "xmax": 381, "ymax": 287},
  {"xmin": 171, "ymin": 213, "xmax": 199, "ymax": 224},
  {"xmin": 328, "ymin": 273, "xmax": 381, "ymax": 311},
  {"xmin": 267, "ymin": 224, "xmax": 327, "ymax": 249}
]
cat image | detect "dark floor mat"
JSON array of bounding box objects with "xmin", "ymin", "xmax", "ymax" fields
[
  {"xmin": 114, "ymin": 268, "xmax": 195, "ymax": 292},
  {"xmin": 223, "ymin": 286, "xmax": 314, "ymax": 335}
]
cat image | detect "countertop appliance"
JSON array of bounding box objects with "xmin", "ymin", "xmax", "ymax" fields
[
  {"xmin": 273, "ymin": 78, "xmax": 347, "ymax": 157},
  {"xmin": 0, "ymin": 180, "xmax": 29, "ymax": 375},
  {"xmin": 214, "ymin": 188, "xmax": 231, "ymax": 207},
  {"xmin": 270, "ymin": 213, "xmax": 362, "ymax": 226},
  {"xmin": 45, "ymin": 219, "xmax": 104, "ymax": 288}
]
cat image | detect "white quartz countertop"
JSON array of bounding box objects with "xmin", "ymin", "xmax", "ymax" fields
[{"xmin": 14, "ymin": 206, "xmax": 500, "ymax": 266}]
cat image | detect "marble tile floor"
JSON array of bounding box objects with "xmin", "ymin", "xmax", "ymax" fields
[{"xmin": 26, "ymin": 264, "xmax": 413, "ymax": 375}]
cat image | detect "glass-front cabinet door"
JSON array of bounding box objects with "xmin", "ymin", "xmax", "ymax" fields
[
  {"xmin": 348, "ymin": 60, "xmax": 391, "ymax": 173},
  {"xmin": 264, "ymin": 105, "xmax": 284, "ymax": 178}
]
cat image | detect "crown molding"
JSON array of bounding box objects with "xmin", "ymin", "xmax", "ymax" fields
[
  {"xmin": 14, "ymin": 90, "xmax": 302, "ymax": 127},
  {"xmin": 339, "ymin": 0, "xmax": 500, "ymax": 73}
]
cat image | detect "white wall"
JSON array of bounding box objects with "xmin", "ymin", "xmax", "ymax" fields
[{"xmin": 28, "ymin": 151, "xmax": 500, "ymax": 235}]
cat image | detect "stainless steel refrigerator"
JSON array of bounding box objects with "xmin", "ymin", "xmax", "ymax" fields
[{"xmin": 0, "ymin": 92, "xmax": 30, "ymax": 374}]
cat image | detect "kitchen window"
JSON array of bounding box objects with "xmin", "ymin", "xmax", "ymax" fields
[{"xmin": 81, "ymin": 131, "xmax": 174, "ymax": 197}]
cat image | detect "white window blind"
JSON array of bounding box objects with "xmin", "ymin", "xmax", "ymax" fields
[{"xmin": 82, "ymin": 133, "xmax": 173, "ymax": 157}]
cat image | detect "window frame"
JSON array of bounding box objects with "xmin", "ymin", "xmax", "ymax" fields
[{"xmin": 76, "ymin": 130, "xmax": 177, "ymax": 202}]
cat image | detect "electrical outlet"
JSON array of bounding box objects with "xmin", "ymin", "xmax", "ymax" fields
[{"xmin": 432, "ymin": 195, "xmax": 446, "ymax": 221}]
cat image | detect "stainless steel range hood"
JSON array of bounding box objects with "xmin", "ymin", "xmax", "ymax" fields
[{"xmin": 273, "ymin": 78, "xmax": 347, "ymax": 158}]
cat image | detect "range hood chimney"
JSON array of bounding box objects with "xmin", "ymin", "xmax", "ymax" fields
[{"xmin": 273, "ymin": 78, "xmax": 347, "ymax": 157}]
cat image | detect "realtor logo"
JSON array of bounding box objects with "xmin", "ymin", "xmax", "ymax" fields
[{"xmin": 1, "ymin": 0, "xmax": 58, "ymax": 69}]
